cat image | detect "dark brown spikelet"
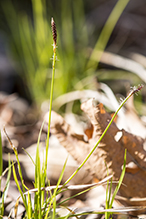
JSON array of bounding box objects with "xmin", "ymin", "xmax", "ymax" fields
[
  {"xmin": 51, "ymin": 17, "xmax": 57, "ymax": 46},
  {"xmin": 133, "ymin": 84, "xmax": 144, "ymax": 94}
]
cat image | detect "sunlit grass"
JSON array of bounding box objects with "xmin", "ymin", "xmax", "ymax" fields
[{"xmin": 1, "ymin": 0, "xmax": 130, "ymax": 107}]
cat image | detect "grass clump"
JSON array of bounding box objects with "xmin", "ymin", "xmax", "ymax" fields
[
  {"xmin": 2, "ymin": 20, "xmax": 143, "ymax": 217},
  {"xmin": 0, "ymin": 1, "xmax": 144, "ymax": 218}
]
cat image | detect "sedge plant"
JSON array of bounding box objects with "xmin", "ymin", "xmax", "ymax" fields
[
  {"xmin": 2, "ymin": 18, "xmax": 58, "ymax": 219},
  {"xmin": 2, "ymin": 10, "xmax": 144, "ymax": 219},
  {"xmin": 3, "ymin": 15, "xmax": 144, "ymax": 218}
]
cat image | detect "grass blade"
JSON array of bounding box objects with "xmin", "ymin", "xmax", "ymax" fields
[
  {"xmin": 34, "ymin": 139, "xmax": 41, "ymax": 218},
  {"xmin": 12, "ymin": 162, "xmax": 27, "ymax": 211},
  {"xmin": 87, "ymin": 0, "xmax": 130, "ymax": 70},
  {"xmin": 34, "ymin": 121, "xmax": 46, "ymax": 218},
  {"xmin": 27, "ymin": 190, "xmax": 32, "ymax": 218},
  {"xmin": 0, "ymin": 155, "xmax": 11, "ymax": 216},
  {"xmin": 45, "ymin": 157, "xmax": 68, "ymax": 219},
  {"xmin": 109, "ymin": 149, "xmax": 127, "ymax": 208}
]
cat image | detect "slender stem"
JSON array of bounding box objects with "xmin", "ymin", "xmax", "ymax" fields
[
  {"xmin": 45, "ymin": 46, "xmax": 56, "ymax": 175},
  {"xmin": 3, "ymin": 127, "xmax": 27, "ymax": 203},
  {"xmin": 45, "ymin": 18, "xmax": 57, "ymax": 175}
]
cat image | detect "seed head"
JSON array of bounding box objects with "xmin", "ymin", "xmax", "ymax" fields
[{"xmin": 51, "ymin": 17, "xmax": 57, "ymax": 46}]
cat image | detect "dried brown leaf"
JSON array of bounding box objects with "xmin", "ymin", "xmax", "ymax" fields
[{"xmin": 50, "ymin": 98, "xmax": 146, "ymax": 206}]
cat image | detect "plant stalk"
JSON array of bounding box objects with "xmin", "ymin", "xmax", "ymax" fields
[{"xmin": 45, "ymin": 18, "xmax": 57, "ymax": 181}]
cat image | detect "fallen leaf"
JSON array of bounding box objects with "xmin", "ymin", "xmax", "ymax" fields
[{"xmin": 50, "ymin": 98, "xmax": 146, "ymax": 206}]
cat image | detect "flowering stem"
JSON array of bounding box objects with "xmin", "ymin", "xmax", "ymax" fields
[{"xmin": 45, "ymin": 18, "xmax": 57, "ymax": 179}]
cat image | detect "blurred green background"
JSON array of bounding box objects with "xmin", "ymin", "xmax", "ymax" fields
[{"xmin": 0, "ymin": 0, "xmax": 146, "ymax": 112}]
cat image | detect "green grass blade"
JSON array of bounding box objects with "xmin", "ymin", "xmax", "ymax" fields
[
  {"xmin": 109, "ymin": 149, "xmax": 127, "ymax": 208},
  {"xmin": 108, "ymin": 178, "xmax": 113, "ymax": 206},
  {"xmin": 105, "ymin": 162, "xmax": 110, "ymax": 219},
  {"xmin": 45, "ymin": 157, "xmax": 68, "ymax": 219},
  {"xmin": 34, "ymin": 141, "xmax": 41, "ymax": 218},
  {"xmin": 105, "ymin": 179, "xmax": 109, "ymax": 219},
  {"xmin": 87, "ymin": 0, "xmax": 130, "ymax": 70},
  {"xmin": 12, "ymin": 162, "xmax": 27, "ymax": 211},
  {"xmin": 3, "ymin": 127, "xmax": 26, "ymax": 203},
  {"xmin": 105, "ymin": 177, "xmax": 113, "ymax": 219},
  {"xmin": 23, "ymin": 147, "xmax": 35, "ymax": 166},
  {"xmin": 58, "ymin": 184, "xmax": 101, "ymax": 206},
  {"xmin": 0, "ymin": 155, "xmax": 11, "ymax": 216},
  {"xmin": 34, "ymin": 121, "xmax": 45, "ymax": 218},
  {"xmin": 52, "ymin": 196, "xmax": 57, "ymax": 219},
  {"xmin": 56, "ymin": 157, "xmax": 68, "ymax": 188},
  {"xmin": 27, "ymin": 190, "xmax": 32, "ymax": 218}
]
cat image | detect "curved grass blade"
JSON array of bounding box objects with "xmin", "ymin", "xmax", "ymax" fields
[{"xmin": 0, "ymin": 155, "xmax": 11, "ymax": 216}]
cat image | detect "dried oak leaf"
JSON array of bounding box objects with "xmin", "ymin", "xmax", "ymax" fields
[{"xmin": 51, "ymin": 99, "xmax": 146, "ymax": 206}]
